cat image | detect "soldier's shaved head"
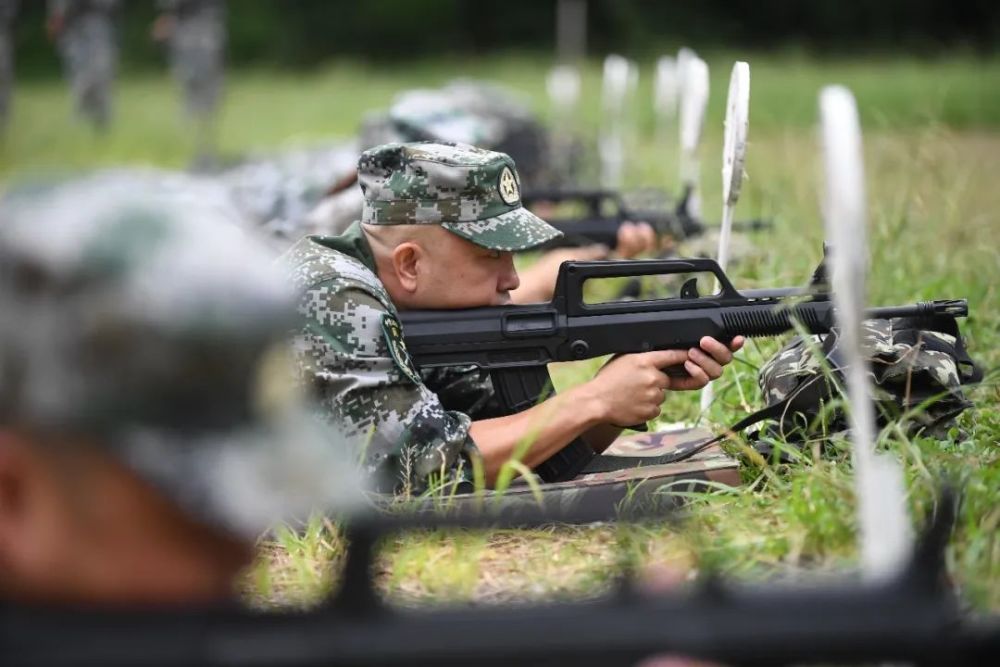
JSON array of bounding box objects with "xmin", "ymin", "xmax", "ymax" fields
[{"xmin": 361, "ymin": 221, "xmax": 444, "ymax": 250}]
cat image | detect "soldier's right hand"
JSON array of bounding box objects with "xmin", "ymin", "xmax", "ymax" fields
[{"xmin": 586, "ymin": 350, "xmax": 688, "ymax": 426}]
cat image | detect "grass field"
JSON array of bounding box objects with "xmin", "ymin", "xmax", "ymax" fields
[{"xmin": 3, "ymin": 54, "xmax": 998, "ymax": 611}]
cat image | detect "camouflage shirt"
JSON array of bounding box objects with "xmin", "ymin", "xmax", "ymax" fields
[{"xmin": 282, "ymin": 222, "xmax": 498, "ymax": 495}]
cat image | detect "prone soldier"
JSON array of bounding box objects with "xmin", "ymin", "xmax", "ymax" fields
[
  {"xmin": 0, "ymin": 174, "xmax": 354, "ymax": 604},
  {"xmin": 46, "ymin": 0, "xmax": 118, "ymax": 131},
  {"xmin": 281, "ymin": 141, "xmax": 744, "ymax": 495}
]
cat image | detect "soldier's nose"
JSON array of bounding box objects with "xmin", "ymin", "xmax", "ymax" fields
[{"xmin": 499, "ymin": 255, "xmax": 520, "ymax": 292}]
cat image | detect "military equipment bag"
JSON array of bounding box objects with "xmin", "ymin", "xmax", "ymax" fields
[{"xmin": 753, "ymin": 315, "xmax": 983, "ymax": 453}]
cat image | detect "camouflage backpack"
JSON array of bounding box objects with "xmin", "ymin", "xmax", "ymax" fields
[{"xmin": 754, "ymin": 315, "xmax": 982, "ymax": 452}]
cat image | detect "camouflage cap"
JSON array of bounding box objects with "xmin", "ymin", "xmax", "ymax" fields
[
  {"xmin": 0, "ymin": 172, "xmax": 362, "ymax": 537},
  {"xmin": 357, "ymin": 141, "xmax": 561, "ymax": 251}
]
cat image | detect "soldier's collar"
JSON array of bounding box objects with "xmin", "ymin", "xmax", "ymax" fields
[{"xmin": 309, "ymin": 221, "xmax": 378, "ymax": 273}]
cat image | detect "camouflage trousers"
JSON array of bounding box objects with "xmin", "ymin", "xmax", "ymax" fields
[
  {"xmin": 58, "ymin": 13, "xmax": 117, "ymax": 129},
  {"xmin": 170, "ymin": 16, "xmax": 224, "ymax": 119}
]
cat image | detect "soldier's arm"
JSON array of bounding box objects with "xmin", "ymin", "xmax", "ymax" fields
[
  {"xmin": 292, "ymin": 282, "xmax": 479, "ymax": 495},
  {"xmin": 468, "ymin": 337, "xmax": 744, "ymax": 482}
]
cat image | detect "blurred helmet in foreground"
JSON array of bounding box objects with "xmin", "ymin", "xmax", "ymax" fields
[{"xmin": 0, "ymin": 172, "xmax": 362, "ymax": 536}]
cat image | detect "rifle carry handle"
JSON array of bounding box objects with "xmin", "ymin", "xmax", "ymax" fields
[{"xmin": 554, "ymin": 258, "xmax": 742, "ymax": 318}]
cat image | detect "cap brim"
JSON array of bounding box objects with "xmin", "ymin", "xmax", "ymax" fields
[
  {"xmin": 441, "ymin": 206, "xmax": 562, "ymax": 252},
  {"xmin": 117, "ymin": 411, "xmax": 366, "ymax": 538}
]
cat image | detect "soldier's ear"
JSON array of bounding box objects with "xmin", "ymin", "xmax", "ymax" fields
[{"xmin": 391, "ymin": 242, "xmax": 423, "ymax": 293}]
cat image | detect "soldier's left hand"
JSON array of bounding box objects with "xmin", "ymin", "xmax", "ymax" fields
[
  {"xmin": 667, "ymin": 336, "xmax": 745, "ymax": 391},
  {"xmin": 613, "ymin": 221, "xmax": 658, "ymax": 258}
]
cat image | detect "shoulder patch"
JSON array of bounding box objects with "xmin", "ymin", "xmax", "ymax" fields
[{"xmin": 381, "ymin": 312, "xmax": 421, "ymax": 384}]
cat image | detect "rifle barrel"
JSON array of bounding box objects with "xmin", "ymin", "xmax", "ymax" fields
[{"xmin": 867, "ymin": 299, "xmax": 968, "ymax": 320}]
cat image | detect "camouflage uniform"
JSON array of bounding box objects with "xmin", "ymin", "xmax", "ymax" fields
[
  {"xmin": 49, "ymin": 0, "xmax": 118, "ymax": 130},
  {"xmin": 281, "ymin": 142, "xmax": 561, "ymax": 495},
  {"xmin": 0, "ymin": 173, "xmax": 360, "ymax": 536},
  {"xmin": 217, "ymin": 141, "xmax": 360, "ymax": 247},
  {"xmin": 0, "ymin": 0, "xmax": 17, "ymax": 130}
]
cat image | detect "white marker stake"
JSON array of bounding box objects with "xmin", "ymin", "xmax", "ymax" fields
[
  {"xmin": 678, "ymin": 56, "xmax": 709, "ymax": 217},
  {"xmin": 654, "ymin": 56, "xmax": 679, "ymax": 122},
  {"xmin": 548, "ymin": 64, "xmax": 581, "ymax": 114},
  {"xmin": 600, "ymin": 54, "xmax": 630, "ymax": 189},
  {"xmin": 654, "ymin": 57, "xmax": 679, "ymax": 182},
  {"xmin": 676, "ymin": 47, "xmax": 696, "ymax": 92},
  {"xmin": 547, "ymin": 64, "xmax": 581, "ymax": 182},
  {"xmin": 624, "ymin": 59, "xmax": 640, "ymax": 184},
  {"xmin": 701, "ymin": 61, "xmax": 750, "ymax": 413},
  {"xmin": 717, "ymin": 62, "xmax": 750, "ymax": 273},
  {"xmin": 820, "ymin": 86, "xmax": 911, "ymax": 580}
]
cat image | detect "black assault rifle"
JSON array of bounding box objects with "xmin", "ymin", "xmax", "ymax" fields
[
  {"xmin": 4, "ymin": 490, "xmax": 997, "ymax": 665},
  {"xmin": 521, "ymin": 185, "xmax": 771, "ymax": 249},
  {"xmin": 398, "ymin": 255, "xmax": 970, "ymax": 482}
]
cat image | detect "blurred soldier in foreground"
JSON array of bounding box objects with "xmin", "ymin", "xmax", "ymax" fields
[
  {"xmin": 153, "ymin": 0, "xmax": 227, "ymax": 166},
  {"xmin": 46, "ymin": 0, "xmax": 118, "ymax": 131},
  {"xmin": 0, "ymin": 0, "xmax": 17, "ymax": 131},
  {"xmin": 0, "ymin": 174, "xmax": 356, "ymax": 604},
  {"xmin": 282, "ymin": 142, "xmax": 742, "ymax": 495}
]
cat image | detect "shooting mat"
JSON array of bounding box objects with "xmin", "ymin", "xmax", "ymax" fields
[{"xmin": 406, "ymin": 425, "xmax": 740, "ymax": 516}]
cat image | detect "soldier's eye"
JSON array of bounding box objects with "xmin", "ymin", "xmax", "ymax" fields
[{"xmin": 486, "ymin": 250, "xmax": 501, "ymax": 259}]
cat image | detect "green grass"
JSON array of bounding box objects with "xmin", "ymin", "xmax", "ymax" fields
[
  {"xmin": 3, "ymin": 55, "xmax": 998, "ymax": 612},
  {"xmin": 3, "ymin": 54, "xmax": 999, "ymax": 176}
]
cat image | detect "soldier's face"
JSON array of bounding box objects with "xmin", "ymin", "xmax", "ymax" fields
[
  {"xmin": 0, "ymin": 431, "xmax": 253, "ymax": 605},
  {"xmin": 415, "ymin": 229, "xmax": 521, "ymax": 308}
]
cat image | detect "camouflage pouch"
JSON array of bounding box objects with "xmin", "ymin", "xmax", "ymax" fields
[{"xmin": 755, "ymin": 315, "xmax": 983, "ymax": 452}]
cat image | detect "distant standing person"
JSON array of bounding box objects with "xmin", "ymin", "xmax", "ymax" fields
[
  {"xmin": 153, "ymin": 0, "xmax": 226, "ymax": 166},
  {"xmin": 0, "ymin": 0, "xmax": 17, "ymax": 131},
  {"xmin": 46, "ymin": 0, "xmax": 118, "ymax": 131}
]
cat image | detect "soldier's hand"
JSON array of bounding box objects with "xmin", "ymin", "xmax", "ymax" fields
[
  {"xmin": 151, "ymin": 15, "xmax": 177, "ymax": 42},
  {"xmin": 588, "ymin": 338, "xmax": 745, "ymax": 425},
  {"xmin": 46, "ymin": 14, "xmax": 65, "ymax": 40},
  {"xmin": 667, "ymin": 336, "xmax": 745, "ymax": 392},
  {"xmin": 613, "ymin": 221, "xmax": 658, "ymax": 258},
  {"xmin": 588, "ymin": 349, "xmax": 687, "ymax": 426}
]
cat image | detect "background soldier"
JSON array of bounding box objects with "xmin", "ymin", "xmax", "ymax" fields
[
  {"xmin": 46, "ymin": 0, "xmax": 118, "ymax": 131},
  {"xmin": 153, "ymin": 0, "xmax": 227, "ymax": 166},
  {"xmin": 0, "ymin": 173, "xmax": 356, "ymax": 604},
  {"xmin": 0, "ymin": 0, "xmax": 17, "ymax": 131}
]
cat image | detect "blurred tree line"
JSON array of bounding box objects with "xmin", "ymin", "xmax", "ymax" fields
[{"xmin": 12, "ymin": 0, "xmax": 998, "ymax": 78}]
